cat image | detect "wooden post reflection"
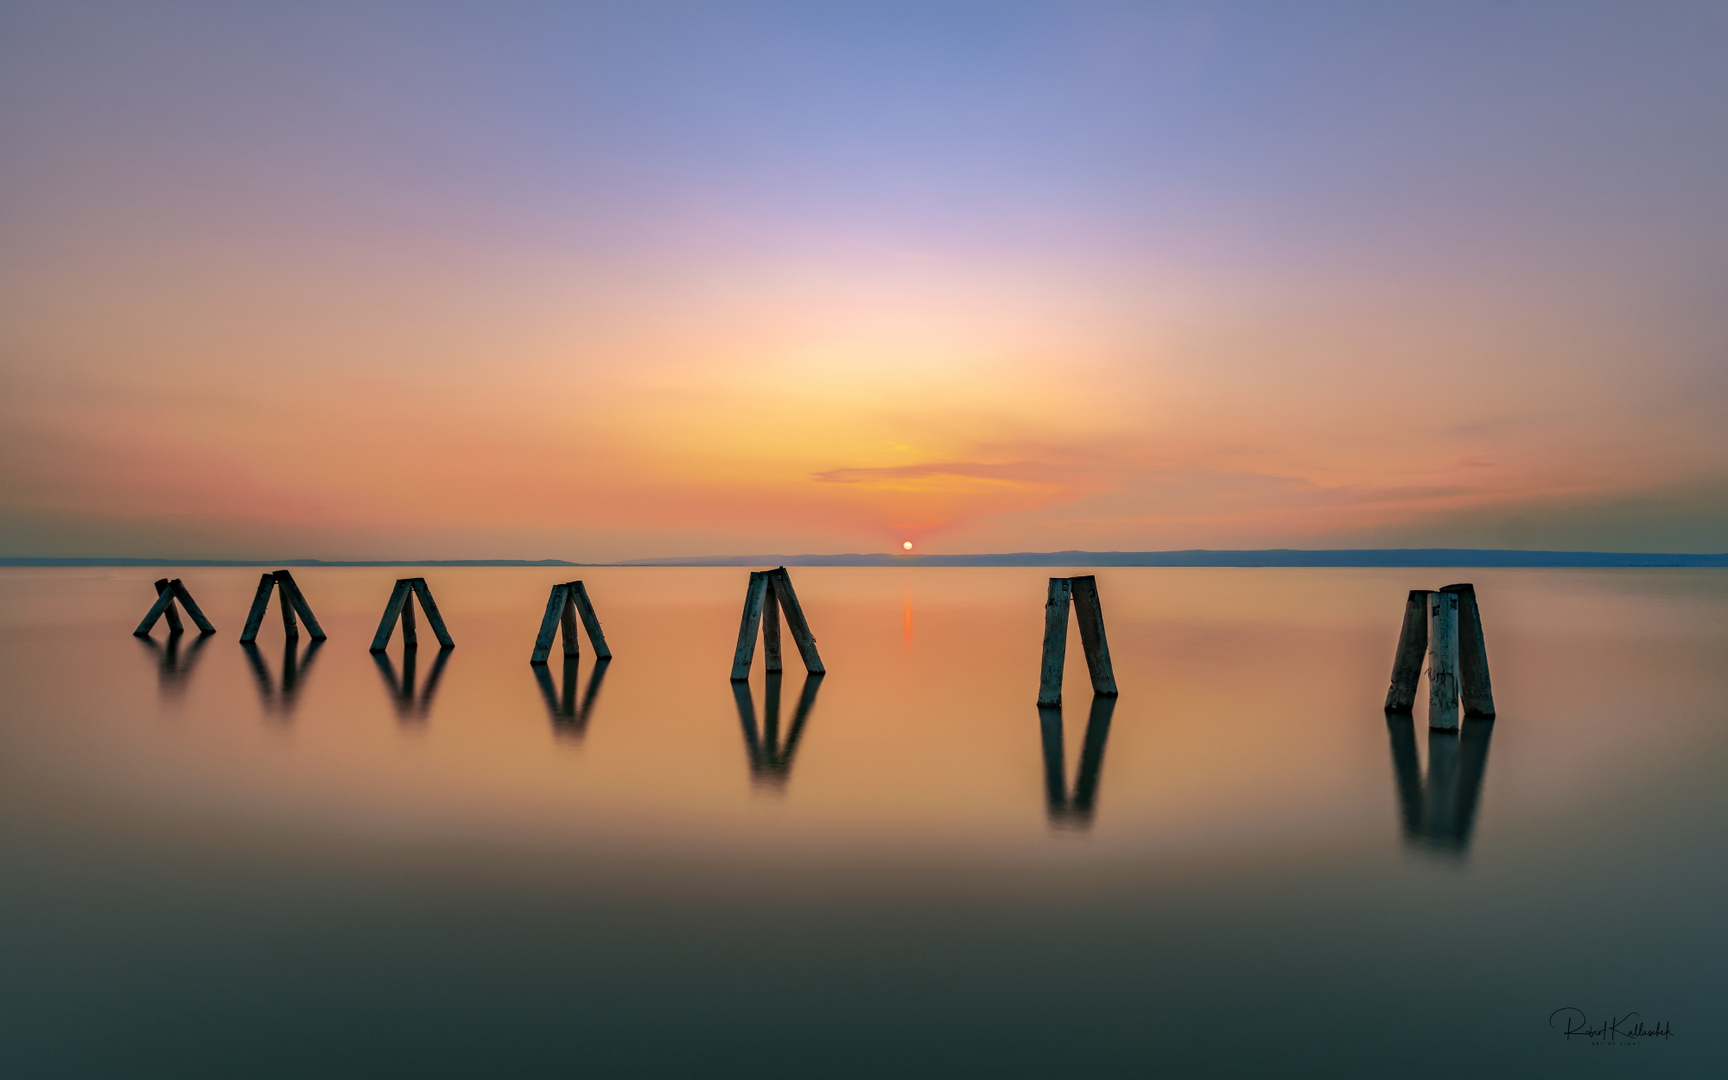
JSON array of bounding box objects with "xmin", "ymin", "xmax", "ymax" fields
[
  {"xmin": 239, "ymin": 637, "xmax": 324, "ymax": 719},
  {"xmin": 1037, "ymin": 694, "xmax": 1117, "ymax": 829},
  {"xmin": 1385, "ymin": 712, "xmax": 1494, "ymax": 856},
  {"xmin": 371, "ymin": 645, "xmax": 452, "ymax": 723},
  {"xmin": 731, "ymin": 672, "xmax": 824, "ymax": 791},
  {"xmin": 532, "ymin": 655, "xmax": 611, "ymax": 741}
]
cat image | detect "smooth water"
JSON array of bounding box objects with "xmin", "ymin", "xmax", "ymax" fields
[{"xmin": 1, "ymin": 567, "xmax": 1721, "ymax": 1077}]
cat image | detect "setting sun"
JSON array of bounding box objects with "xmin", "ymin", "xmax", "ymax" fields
[{"xmin": 903, "ymin": 541, "xmax": 914, "ymax": 550}]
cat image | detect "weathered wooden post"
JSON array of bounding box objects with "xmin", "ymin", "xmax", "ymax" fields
[
  {"xmin": 238, "ymin": 570, "xmax": 326, "ymax": 643},
  {"xmin": 1427, "ymin": 588, "xmax": 1460, "ymax": 731},
  {"xmin": 1383, "ymin": 589, "xmax": 1432, "ymax": 712},
  {"xmin": 1037, "ymin": 575, "xmax": 1118, "ymax": 706},
  {"xmin": 370, "ymin": 577, "xmax": 455, "ymax": 652},
  {"xmin": 730, "ymin": 567, "xmax": 823, "ymax": 680},
  {"xmin": 1037, "ymin": 578, "xmax": 1072, "ymax": 707},
  {"xmin": 1440, "ymin": 583, "xmax": 1495, "ymax": 718},
  {"xmin": 134, "ymin": 578, "xmax": 216, "ymax": 636},
  {"xmin": 530, "ymin": 580, "xmax": 611, "ymax": 664}
]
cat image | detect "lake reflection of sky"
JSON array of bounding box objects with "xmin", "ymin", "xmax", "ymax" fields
[{"xmin": 1, "ymin": 567, "xmax": 1723, "ymax": 1077}]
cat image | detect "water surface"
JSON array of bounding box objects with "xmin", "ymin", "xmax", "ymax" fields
[{"xmin": 1, "ymin": 567, "xmax": 1721, "ymax": 1077}]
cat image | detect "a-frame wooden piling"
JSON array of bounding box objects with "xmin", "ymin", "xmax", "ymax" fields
[
  {"xmin": 239, "ymin": 570, "xmax": 326, "ymax": 644},
  {"xmin": 530, "ymin": 580, "xmax": 611, "ymax": 664},
  {"xmin": 134, "ymin": 577, "xmax": 216, "ymax": 637},
  {"xmin": 730, "ymin": 568, "xmax": 823, "ymax": 681},
  {"xmin": 370, "ymin": 577, "xmax": 455, "ymax": 652},
  {"xmin": 1037, "ymin": 575, "xmax": 1118, "ymax": 706}
]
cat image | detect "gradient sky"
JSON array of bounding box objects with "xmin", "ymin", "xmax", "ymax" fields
[{"xmin": 3, "ymin": 1, "xmax": 1726, "ymax": 559}]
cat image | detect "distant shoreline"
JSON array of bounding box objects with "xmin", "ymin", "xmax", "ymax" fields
[{"xmin": 5, "ymin": 549, "xmax": 1726, "ymax": 568}]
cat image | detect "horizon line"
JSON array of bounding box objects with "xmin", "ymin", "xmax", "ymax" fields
[{"xmin": 4, "ymin": 548, "xmax": 1727, "ymax": 569}]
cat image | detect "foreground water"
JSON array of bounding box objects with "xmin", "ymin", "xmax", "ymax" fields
[{"xmin": 0, "ymin": 566, "xmax": 1721, "ymax": 1077}]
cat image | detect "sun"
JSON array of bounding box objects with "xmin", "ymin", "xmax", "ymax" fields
[{"xmin": 902, "ymin": 541, "xmax": 914, "ymax": 551}]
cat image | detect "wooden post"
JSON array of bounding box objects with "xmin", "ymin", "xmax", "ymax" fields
[
  {"xmin": 153, "ymin": 579, "xmax": 184, "ymax": 634},
  {"xmin": 762, "ymin": 576, "xmax": 783, "ymax": 673},
  {"xmin": 278, "ymin": 574, "xmax": 300, "ymax": 639},
  {"xmin": 568, "ymin": 582, "xmax": 609, "ymax": 660},
  {"xmin": 240, "ymin": 573, "xmax": 276, "ymax": 643},
  {"xmin": 399, "ymin": 586, "xmax": 418, "ymax": 648},
  {"xmin": 1068, "ymin": 575, "xmax": 1118, "ymax": 696},
  {"xmin": 1440, "ymin": 583, "xmax": 1495, "ymax": 718},
  {"xmin": 1037, "ymin": 577, "xmax": 1073, "ymax": 706},
  {"xmin": 168, "ymin": 579, "xmax": 216, "ymax": 633},
  {"xmin": 768, "ymin": 568, "xmax": 824, "ymax": 675},
  {"xmin": 558, "ymin": 587, "xmax": 580, "ymax": 658},
  {"xmin": 370, "ymin": 581, "xmax": 414, "ymax": 652},
  {"xmin": 1384, "ymin": 589, "xmax": 1432, "ymax": 713},
  {"xmin": 410, "ymin": 578, "xmax": 455, "ymax": 649},
  {"xmin": 531, "ymin": 583, "xmax": 572, "ymax": 664},
  {"xmin": 1427, "ymin": 589, "xmax": 1460, "ymax": 731},
  {"xmin": 134, "ymin": 581, "xmax": 184, "ymax": 636},
  {"xmin": 729, "ymin": 572, "xmax": 769, "ymax": 680},
  {"xmin": 272, "ymin": 571, "xmax": 327, "ymax": 640}
]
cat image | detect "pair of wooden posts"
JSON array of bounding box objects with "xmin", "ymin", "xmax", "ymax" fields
[
  {"xmin": 133, "ymin": 578, "xmax": 216, "ymax": 637},
  {"xmin": 1385, "ymin": 583, "xmax": 1495, "ymax": 730},
  {"xmin": 1038, "ymin": 575, "xmax": 1117, "ymax": 706},
  {"xmin": 730, "ymin": 567, "xmax": 823, "ymax": 680}
]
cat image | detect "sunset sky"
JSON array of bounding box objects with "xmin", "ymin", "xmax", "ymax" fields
[{"xmin": 3, "ymin": 2, "xmax": 1726, "ymax": 559}]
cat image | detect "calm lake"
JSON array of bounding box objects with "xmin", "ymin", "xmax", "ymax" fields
[{"xmin": 1, "ymin": 566, "xmax": 1721, "ymax": 1077}]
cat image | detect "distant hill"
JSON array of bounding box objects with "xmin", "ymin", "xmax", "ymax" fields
[
  {"xmin": 5, "ymin": 549, "xmax": 1726, "ymax": 568},
  {"xmin": 613, "ymin": 549, "xmax": 1728, "ymax": 567},
  {"xmin": 0, "ymin": 558, "xmax": 586, "ymax": 567}
]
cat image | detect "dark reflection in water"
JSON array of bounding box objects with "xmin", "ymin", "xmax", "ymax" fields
[
  {"xmin": 533, "ymin": 655, "xmax": 611, "ymax": 741},
  {"xmin": 372, "ymin": 646, "xmax": 452, "ymax": 724},
  {"xmin": 731, "ymin": 672, "xmax": 824, "ymax": 791},
  {"xmin": 135, "ymin": 630, "xmax": 212, "ymax": 699},
  {"xmin": 240, "ymin": 638, "xmax": 325, "ymax": 720},
  {"xmin": 1038, "ymin": 695, "xmax": 1117, "ymax": 830},
  {"xmin": 1385, "ymin": 712, "xmax": 1494, "ymax": 857}
]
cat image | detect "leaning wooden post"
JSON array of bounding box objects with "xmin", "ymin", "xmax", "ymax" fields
[
  {"xmin": 168, "ymin": 579, "xmax": 216, "ymax": 633},
  {"xmin": 566, "ymin": 581, "xmax": 608, "ymax": 659},
  {"xmin": 239, "ymin": 573, "xmax": 277, "ymax": 643},
  {"xmin": 1440, "ymin": 583, "xmax": 1495, "ymax": 718},
  {"xmin": 1384, "ymin": 589, "xmax": 1432, "ymax": 713},
  {"xmin": 409, "ymin": 579, "xmax": 455, "ymax": 649},
  {"xmin": 135, "ymin": 579, "xmax": 190, "ymax": 636},
  {"xmin": 1427, "ymin": 589, "xmax": 1460, "ymax": 731},
  {"xmin": 1068, "ymin": 575, "xmax": 1118, "ymax": 696},
  {"xmin": 767, "ymin": 568, "xmax": 824, "ymax": 675},
  {"xmin": 531, "ymin": 583, "xmax": 572, "ymax": 664},
  {"xmin": 1037, "ymin": 577, "xmax": 1073, "ymax": 706},
  {"xmin": 153, "ymin": 579, "xmax": 184, "ymax": 634},
  {"xmin": 369, "ymin": 580, "xmax": 414, "ymax": 652},
  {"xmin": 762, "ymin": 577, "xmax": 783, "ymax": 674},
  {"xmin": 729, "ymin": 572, "xmax": 769, "ymax": 681},
  {"xmin": 271, "ymin": 571, "xmax": 327, "ymax": 640}
]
